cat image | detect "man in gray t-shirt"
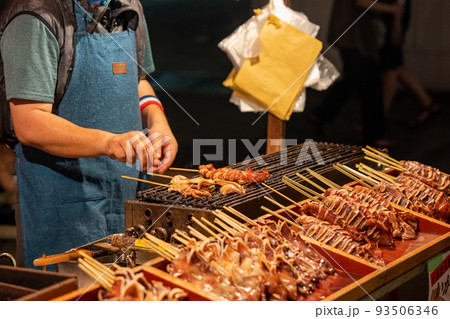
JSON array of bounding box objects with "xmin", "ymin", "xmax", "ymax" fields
[{"xmin": 0, "ymin": 0, "xmax": 179, "ymax": 268}]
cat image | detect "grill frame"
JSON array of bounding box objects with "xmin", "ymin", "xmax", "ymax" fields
[{"xmin": 125, "ymin": 142, "xmax": 367, "ymax": 242}]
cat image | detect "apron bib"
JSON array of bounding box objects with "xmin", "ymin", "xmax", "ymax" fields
[{"xmin": 16, "ymin": 2, "xmax": 142, "ymax": 268}]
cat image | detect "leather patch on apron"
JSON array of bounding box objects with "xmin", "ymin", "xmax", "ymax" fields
[{"xmin": 113, "ymin": 62, "xmax": 127, "ymax": 75}]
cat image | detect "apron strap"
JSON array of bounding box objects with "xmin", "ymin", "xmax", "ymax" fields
[{"xmin": 74, "ymin": 0, "xmax": 93, "ymax": 34}]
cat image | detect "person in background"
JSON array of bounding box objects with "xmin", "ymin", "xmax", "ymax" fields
[
  {"xmin": 380, "ymin": 0, "xmax": 440, "ymax": 126},
  {"xmin": 308, "ymin": 0, "xmax": 403, "ymax": 147},
  {"xmin": 0, "ymin": 0, "xmax": 178, "ymax": 268}
]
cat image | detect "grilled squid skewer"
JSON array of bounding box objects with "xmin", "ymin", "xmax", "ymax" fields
[
  {"xmin": 295, "ymin": 215, "xmax": 385, "ymax": 266},
  {"xmin": 199, "ymin": 164, "xmax": 269, "ymax": 184},
  {"xmin": 168, "ymin": 175, "xmax": 245, "ymax": 197}
]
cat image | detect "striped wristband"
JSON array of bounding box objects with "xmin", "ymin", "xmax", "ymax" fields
[{"xmin": 139, "ymin": 95, "xmax": 164, "ymax": 113}]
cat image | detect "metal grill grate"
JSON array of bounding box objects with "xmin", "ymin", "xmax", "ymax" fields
[{"xmin": 136, "ymin": 142, "xmax": 364, "ymax": 209}]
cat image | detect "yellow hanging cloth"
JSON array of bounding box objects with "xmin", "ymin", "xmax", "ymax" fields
[{"xmin": 224, "ymin": 16, "xmax": 322, "ymax": 121}]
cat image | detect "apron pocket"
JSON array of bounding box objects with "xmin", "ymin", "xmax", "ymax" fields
[{"xmin": 55, "ymin": 158, "xmax": 108, "ymax": 204}]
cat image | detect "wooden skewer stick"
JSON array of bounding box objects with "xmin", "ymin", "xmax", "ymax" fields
[
  {"xmin": 78, "ymin": 259, "xmax": 113, "ymax": 284},
  {"xmin": 212, "ymin": 212, "xmax": 244, "ymax": 233},
  {"xmin": 223, "ymin": 206, "xmax": 258, "ymax": 226},
  {"xmin": 79, "ymin": 263, "xmax": 111, "ymax": 290},
  {"xmin": 282, "ymin": 179, "xmax": 320, "ymax": 202},
  {"xmin": 140, "ymin": 238, "xmax": 174, "ymax": 261},
  {"xmin": 305, "ymin": 168, "xmax": 341, "ymax": 189},
  {"xmin": 78, "ymin": 252, "xmax": 115, "ymax": 279},
  {"xmin": 175, "ymin": 229, "xmax": 195, "ymax": 242},
  {"xmin": 169, "ymin": 167, "xmax": 198, "ymax": 172},
  {"xmin": 187, "ymin": 226, "xmax": 209, "ymax": 241},
  {"xmin": 78, "ymin": 263, "xmax": 112, "ymax": 291},
  {"xmin": 78, "ymin": 261, "xmax": 114, "ymax": 287},
  {"xmin": 143, "ymin": 235, "xmax": 175, "ymax": 255},
  {"xmin": 357, "ymin": 163, "xmax": 396, "ymax": 182},
  {"xmin": 260, "ymin": 206, "xmax": 301, "ymax": 230},
  {"xmin": 365, "ymin": 146, "xmax": 403, "ymax": 165},
  {"xmin": 355, "ymin": 166, "xmax": 385, "ymax": 183},
  {"xmin": 140, "ymin": 237, "xmax": 169, "ymax": 256},
  {"xmin": 78, "ymin": 251, "xmax": 114, "ymax": 273},
  {"xmin": 364, "ymin": 155, "xmax": 405, "ymax": 171},
  {"xmin": 214, "ymin": 219, "xmax": 237, "ymax": 235},
  {"xmin": 363, "ymin": 149, "xmax": 404, "ymax": 170},
  {"xmin": 215, "ymin": 209, "xmax": 250, "ymax": 230},
  {"xmin": 144, "ymin": 233, "xmax": 179, "ymax": 255},
  {"xmin": 78, "ymin": 259, "xmax": 115, "ymax": 284},
  {"xmin": 335, "ymin": 163, "xmax": 378, "ymax": 187},
  {"xmin": 172, "ymin": 234, "xmax": 189, "ymax": 246},
  {"xmin": 147, "ymin": 234, "xmax": 180, "ymax": 254},
  {"xmin": 333, "ymin": 164, "xmax": 374, "ymax": 188},
  {"xmin": 154, "ymin": 238, "xmax": 179, "ymax": 256},
  {"xmin": 121, "ymin": 175, "xmax": 168, "ymax": 187},
  {"xmin": 261, "ymin": 183, "xmax": 303, "ymax": 210},
  {"xmin": 192, "ymin": 217, "xmax": 221, "ymax": 240},
  {"xmin": 213, "ymin": 210, "xmax": 247, "ymax": 232},
  {"xmin": 201, "ymin": 217, "xmax": 233, "ymax": 240},
  {"xmin": 149, "ymin": 173, "xmax": 174, "ymax": 179},
  {"xmin": 295, "ymin": 172, "xmax": 326, "ymax": 193},
  {"xmin": 282, "ymin": 176, "xmax": 325, "ymax": 199},
  {"xmin": 337, "ymin": 163, "xmax": 379, "ymax": 185},
  {"xmin": 282, "ymin": 177, "xmax": 320, "ymax": 203},
  {"xmin": 263, "ymin": 195, "xmax": 302, "ymax": 218},
  {"xmin": 364, "ymin": 153, "xmax": 406, "ymax": 172},
  {"xmin": 78, "ymin": 254, "xmax": 119, "ymax": 278}
]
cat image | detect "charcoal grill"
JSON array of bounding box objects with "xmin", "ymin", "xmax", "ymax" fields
[{"xmin": 125, "ymin": 142, "xmax": 366, "ymax": 243}]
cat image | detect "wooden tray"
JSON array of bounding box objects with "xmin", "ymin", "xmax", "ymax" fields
[
  {"xmin": 264, "ymin": 199, "xmax": 449, "ymax": 300},
  {"xmin": 143, "ymin": 235, "xmax": 380, "ymax": 301},
  {"xmin": 54, "ymin": 264, "xmax": 217, "ymax": 301},
  {"xmin": 0, "ymin": 265, "xmax": 77, "ymax": 301},
  {"xmin": 53, "ymin": 173, "xmax": 450, "ymax": 301}
]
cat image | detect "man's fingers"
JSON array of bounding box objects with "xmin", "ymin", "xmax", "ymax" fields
[
  {"xmin": 148, "ymin": 131, "xmax": 163, "ymax": 161},
  {"xmin": 125, "ymin": 139, "xmax": 136, "ymax": 164},
  {"xmin": 158, "ymin": 144, "xmax": 173, "ymax": 173},
  {"xmin": 127, "ymin": 131, "xmax": 156, "ymax": 171},
  {"xmin": 134, "ymin": 139, "xmax": 147, "ymax": 170}
]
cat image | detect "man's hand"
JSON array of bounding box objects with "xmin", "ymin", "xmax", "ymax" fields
[
  {"xmin": 102, "ymin": 131, "xmax": 156, "ymax": 171},
  {"xmin": 148, "ymin": 121, "xmax": 178, "ymax": 173}
]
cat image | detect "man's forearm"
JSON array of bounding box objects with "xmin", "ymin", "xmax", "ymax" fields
[
  {"xmin": 138, "ymin": 78, "xmax": 169, "ymax": 129},
  {"xmin": 10, "ymin": 100, "xmax": 111, "ymax": 158}
]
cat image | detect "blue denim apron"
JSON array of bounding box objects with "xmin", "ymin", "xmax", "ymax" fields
[{"xmin": 15, "ymin": 3, "xmax": 142, "ymax": 268}]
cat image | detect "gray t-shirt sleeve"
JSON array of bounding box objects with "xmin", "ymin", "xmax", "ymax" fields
[
  {"xmin": 1, "ymin": 14, "xmax": 59, "ymax": 103},
  {"xmin": 141, "ymin": 17, "xmax": 155, "ymax": 76}
]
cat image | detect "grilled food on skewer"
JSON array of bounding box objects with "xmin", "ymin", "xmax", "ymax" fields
[
  {"xmin": 98, "ymin": 268, "xmax": 188, "ymax": 301},
  {"xmin": 167, "ymin": 175, "xmax": 245, "ymax": 198},
  {"xmin": 374, "ymin": 176, "xmax": 450, "ymax": 223},
  {"xmin": 401, "ymin": 161, "xmax": 450, "ymax": 195},
  {"xmin": 326, "ymin": 187, "xmax": 418, "ymax": 240},
  {"xmin": 301, "ymin": 197, "xmax": 395, "ymax": 247},
  {"xmin": 166, "ymin": 220, "xmax": 335, "ymax": 301},
  {"xmin": 295, "ymin": 215, "xmax": 385, "ymax": 266},
  {"xmin": 199, "ymin": 164, "xmax": 270, "ymax": 184}
]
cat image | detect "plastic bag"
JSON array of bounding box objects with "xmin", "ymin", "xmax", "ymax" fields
[
  {"xmin": 218, "ymin": 10, "xmax": 268, "ymax": 70},
  {"xmin": 219, "ymin": 0, "xmax": 339, "ymax": 115}
]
